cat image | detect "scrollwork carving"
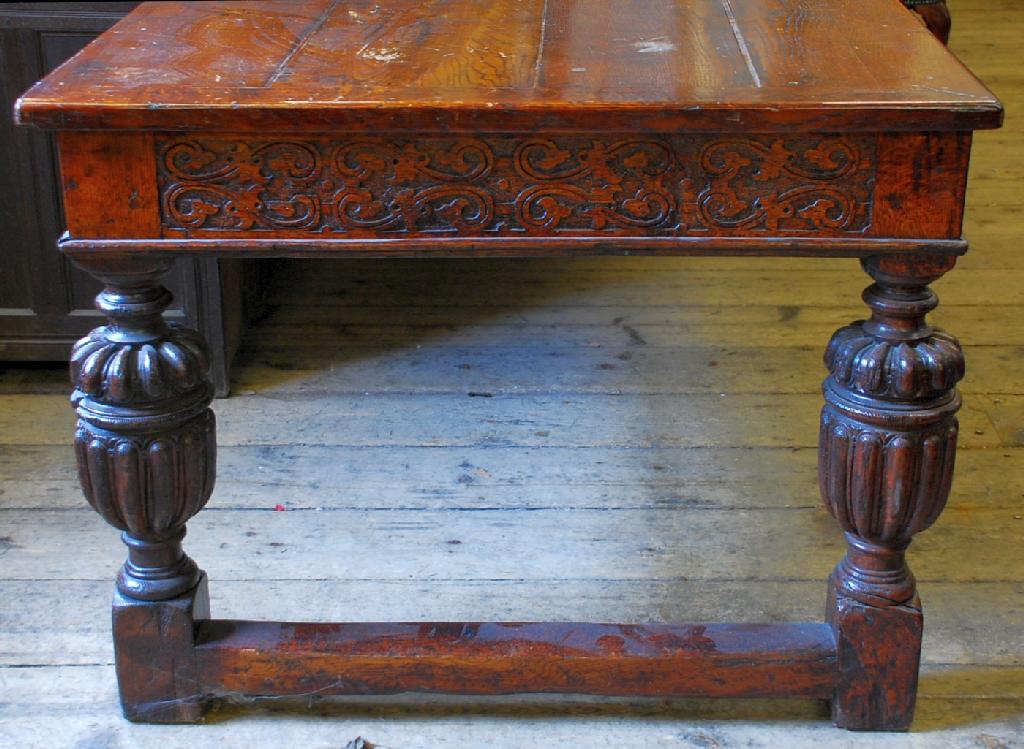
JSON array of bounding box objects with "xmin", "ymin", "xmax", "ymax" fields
[
  {"xmin": 334, "ymin": 139, "xmax": 494, "ymax": 183},
  {"xmin": 157, "ymin": 134, "xmax": 875, "ymax": 237},
  {"xmin": 335, "ymin": 184, "xmax": 494, "ymax": 232},
  {"xmin": 510, "ymin": 140, "xmax": 676, "ymax": 231},
  {"xmin": 513, "ymin": 139, "xmax": 674, "ymax": 182},
  {"xmin": 162, "ymin": 140, "xmax": 321, "ymax": 230},
  {"xmin": 164, "ymin": 140, "xmax": 320, "ymax": 182},
  {"xmin": 701, "ymin": 138, "xmax": 858, "ymax": 182},
  {"xmin": 515, "ymin": 184, "xmax": 673, "ymax": 231},
  {"xmin": 698, "ymin": 138, "xmax": 866, "ymax": 232}
]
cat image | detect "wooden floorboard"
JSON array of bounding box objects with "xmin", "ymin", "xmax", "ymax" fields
[{"xmin": 1, "ymin": 0, "xmax": 1022, "ymax": 744}]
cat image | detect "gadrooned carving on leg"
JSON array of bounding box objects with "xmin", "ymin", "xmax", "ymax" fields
[{"xmin": 70, "ymin": 259, "xmax": 216, "ymax": 601}]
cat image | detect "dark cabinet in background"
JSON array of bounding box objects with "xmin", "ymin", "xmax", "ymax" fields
[{"xmin": 1, "ymin": 3, "xmax": 253, "ymax": 396}]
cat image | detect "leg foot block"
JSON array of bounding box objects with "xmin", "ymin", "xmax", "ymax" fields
[
  {"xmin": 828, "ymin": 583, "xmax": 923, "ymax": 731},
  {"xmin": 113, "ymin": 574, "xmax": 210, "ymax": 723}
]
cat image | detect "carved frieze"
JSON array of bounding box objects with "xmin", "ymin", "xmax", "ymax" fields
[{"xmin": 157, "ymin": 135, "xmax": 876, "ymax": 236}]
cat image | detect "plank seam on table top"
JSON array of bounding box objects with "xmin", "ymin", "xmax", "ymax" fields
[
  {"xmin": 266, "ymin": 0, "xmax": 341, "ymax": 86},
  {"xmin": 719, "ymin": 0, "xmax": 761, "ymax": 89},
  {"xmin": 532, "ymin": 0, "xmax": 549, "ymax": 90},
  {"xmin": 12, "ymin": 0, "xmax": 1003, "ymax": 131}
]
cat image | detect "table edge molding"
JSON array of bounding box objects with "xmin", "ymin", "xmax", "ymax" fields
[{"xmin": 57, "ymin": 234, "xmax": 968, "ymax": 259}]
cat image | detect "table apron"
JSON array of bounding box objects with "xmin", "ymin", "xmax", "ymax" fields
[{"xmin": 56, "ymin": 131, "xmax": 972, "ymax": 257}]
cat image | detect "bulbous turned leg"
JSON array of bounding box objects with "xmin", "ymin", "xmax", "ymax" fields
[
  {"xmin": 70, "ymin": 256, "xmax": 216, "ymax": 722},
  {"xmin": 819, "ymin": 255, "xmax": 962, "ymax": 731},
  {"xmin": 903, "ymin": 0, "xmax": 951, "ymax": 44}
]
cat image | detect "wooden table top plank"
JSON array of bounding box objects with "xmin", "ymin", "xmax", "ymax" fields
[
  {"xmin": 14, "ymin": 0, "xmax": 1001, "ymax": 132},
  {"xmin": 277, "ymin": 0, "xmax": 548, "ymax": 93}
]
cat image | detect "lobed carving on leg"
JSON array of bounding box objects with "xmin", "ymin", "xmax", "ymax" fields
[
  {"xmin": 69, "ymin": 257, "xmax": 217, "ymax": 601},
  {"xmin": 820, "ymin": 255, "xmax": 962, "ymax": 729}
]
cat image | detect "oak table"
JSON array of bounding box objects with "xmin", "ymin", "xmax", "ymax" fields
[{"xmin": 14, "ymin": 0, "xmax": 1002, "ymax": 731}]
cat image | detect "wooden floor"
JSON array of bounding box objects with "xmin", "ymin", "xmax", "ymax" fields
[{"xmin": 1, "ymin": 1, "xmax": 1022, "ymax": 746}]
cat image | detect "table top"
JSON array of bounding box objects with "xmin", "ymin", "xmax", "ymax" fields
[{"xmin": 15, "ymin": 0, "xmax": 1001, "ymax": 133}]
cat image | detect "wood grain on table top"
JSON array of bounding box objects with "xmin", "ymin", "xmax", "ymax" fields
[{"xmin": 14, "ymin": 0, "xmax": 1002, "ymax": 132}]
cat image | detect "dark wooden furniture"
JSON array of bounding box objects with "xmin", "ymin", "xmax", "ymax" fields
[
  {"xmin": 905, "ymin": 0, "xmax": 952, "ymax": 44},
  {"xmin": 14, "ymin": 0, "xmax": 1002, "ymax": 731},
  {"xmin": 0, "ymin": 2, "xmax": 249, "ymax": 395}
]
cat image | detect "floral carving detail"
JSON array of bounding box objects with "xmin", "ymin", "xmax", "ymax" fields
[
  {"xmin": 163, "ymin": 140, "xmax": 322, "ymax": 229},
  {"xmin": 513, "ymin": 139, "xmax": 673, "ymax": 182},
  {"xmin": 825, "ymin": 323, "xmax": 964, "ymax": 400},
  {"xmin": 698, "ymin": 138, "xmax": 868, "ymax": 232},
  {"xmin": 158, "ymin": 135, "xmax": 875, "ymax": 235},
  {"xmin": 335, "ymin": 185, "xmax": 495, "ymax": 232},
  {"xmin": 70, "ymin": 327, "xmax": 210, "ymax": 404},
  {"xmin": 164, "ymin": 140, "xmax": 320, "ymax": 182},
  {"xmin": 511, "ymin": 140, "xmax": 675, "ymax": 230},
  {"xmin": 334, "ymin": 139, "xmax": 493, "ymax": 183}
]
